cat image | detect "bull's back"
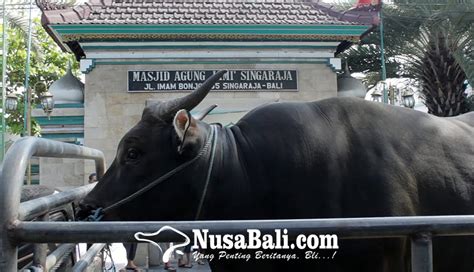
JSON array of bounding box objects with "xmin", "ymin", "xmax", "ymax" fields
[
  {"xmin": 236, "ymin": 97, "xmax": 474, "ymax": 216},
  {"xmin": 452, "ymin": 111, "xmax": 474, "ymax": 126},
  {"xmin": 232, "ymin": 97, "xmax": 474, "ymax": 272}
]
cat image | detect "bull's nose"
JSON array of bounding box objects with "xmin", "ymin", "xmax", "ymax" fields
[{"xmin": 76, "ymin": 202, "xmax": 99, "ymax": 220}]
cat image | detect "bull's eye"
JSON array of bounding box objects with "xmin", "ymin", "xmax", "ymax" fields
[{"xmin": 126, "ymin": 148, "xmax": 140, "ymax": 161}]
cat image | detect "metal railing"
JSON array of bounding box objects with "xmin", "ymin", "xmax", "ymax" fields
[
  {"xmin": 0, "ymin": 137, "xmax": 106, "ymax": 271},
  {"xmin": 1, "ymin": 137, "xmax": 474, "ymax": 272}
]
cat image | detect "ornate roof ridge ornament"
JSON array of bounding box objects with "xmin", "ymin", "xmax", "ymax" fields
[
  {"xmin": 49, "ymin": 62, "xmax": 84, "ymax": 105},
  {"xmin": 337, "ymin": 62, "xmax": 367, "ymax": 98}
]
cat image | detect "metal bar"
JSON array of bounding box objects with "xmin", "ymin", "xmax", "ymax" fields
[
  {"xmin": 28, "ymin": 264, "xmax": 43, "ymax": 271},
  {"xmin": 71, "ymin": 243, "xmax": 105, "ymax": 272},
  {"xmin": 32, "ymin": 214, "xmax": 48, "ymax": 270},
  {"xmin": 411, "ymin": 233, "xmax": 433, "ymax": 272},
  {"xmin": 19, "ymin": 183, "xmax": 96, "ymax": 221},
  {"xmin": 1, "ymin": 0, "xmax": 7, "ymax": 162},
  {"xmin": 22, "ymin": 0, "xmax": 33, "ymax": 137},
  {"xmin": 0, "ymin": 137, "xmax": 105, "ymax": 272},
  {"xmin": 10, "ymin": 215, "xmax": 474, "ymax": 244},
  {"xmin": 17, "ymin": 252, "xmax": 34, "ymax": 265},
  {"xmin": 45, "ymin": 243, "xmax": 76, "ymax": 271},
  {"xmin": 379, "ymin": 3, "xmax": 388, "ymax": 104},
  {"xmin": 23, "ymin": 0, "xmax": 33, "ymax": 185}
]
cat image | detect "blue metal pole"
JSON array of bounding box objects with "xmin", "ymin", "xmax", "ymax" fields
[
  {"xmin": 23, "ymin": 0, "xmax": 33, "ymax": 184},
  {"xmin": 23, "ymin": 0, "xmax": 33, "ymax": 136},
  {"xmin": 379, "ymin": 1, "xmax": 388, "ymax": 104}
]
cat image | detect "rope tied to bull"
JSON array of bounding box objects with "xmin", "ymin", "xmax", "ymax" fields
[
  {"xmin": 95, "ymin": 124, "xmax": 218, "ymax": 216},
  {"xmin": 85, "ymin": 207, "xmax": 104, "ymax": 222},
  {"xmin": 195, "ymin": 125, "xmax": 218, "ymax": 220},
  {"xmin": 79, "ymin": 125, "xmax": 218, "ymax": 271},
  {"xmin": 82, "ymin": 208, "xmax": 116, "ymax": 271}
]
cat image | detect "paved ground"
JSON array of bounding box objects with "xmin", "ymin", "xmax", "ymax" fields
[
  {"xmin": 146, "ymin": 260, "xmax": 211, "ymax": 271},
  {"xmin": 115, "ymin": 260, "xmax": 212, "ymax": 271},
  {"xmin": 96, "ymin": 243, "xmax": 212, "ymax": 272}
]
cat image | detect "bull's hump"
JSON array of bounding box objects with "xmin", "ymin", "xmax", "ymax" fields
[{"xmin": 453, "ymin": 112, "xmax": 474, "ymax": 127}]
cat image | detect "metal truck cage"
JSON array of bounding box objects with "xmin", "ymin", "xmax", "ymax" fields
[{"xmin": 1, "ymin": 137, "xmax": 474, "ymax": 271}]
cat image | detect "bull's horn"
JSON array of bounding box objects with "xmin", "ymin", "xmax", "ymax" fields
[
  {"xmin": 194, "ymin": 104, "xmax": 218, "ymax": 120},
  {"xmin": 159, "ymin": 71, "xmax": 226, "ymax": 119}
]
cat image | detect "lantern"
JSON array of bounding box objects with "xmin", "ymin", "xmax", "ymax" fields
[
  {"xmin": 40, "ymin": 91, "xmax": 55, "ymax": 118},
  {"xmin": 5, "ymin": 93, "xmax": 19, "ymax": 112},
  {"xmin": 402, "ymin": 89, "xmax": 416, "ymax": 109}
]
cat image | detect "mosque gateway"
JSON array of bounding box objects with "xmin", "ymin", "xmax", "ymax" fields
[{"xmin": 38, "ymin": 0, "xmax": 377, "ymax": 184}]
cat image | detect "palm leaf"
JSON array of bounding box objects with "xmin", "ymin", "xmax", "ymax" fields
[
  {"xmin": 453, "ymin": 29, "xmax": 474, "ymax": 85},
  {"xmin": 1, "ymin": 10, "xmax": 42, "ymax": 57}
]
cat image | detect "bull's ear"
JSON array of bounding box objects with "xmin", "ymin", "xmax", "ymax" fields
[{"xmin": 173, "ymin": 109, "xmax": 200, "ymax": 153}]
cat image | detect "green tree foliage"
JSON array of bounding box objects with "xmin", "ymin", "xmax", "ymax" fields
[
  {"xmin": 405, "ymin": 21, "xmax": 468, "ymax": 116},
  {"xmin": 339, "ymin": 4, "xmax": 423, "ymax": 89},
  {"xmin": 339, "ymin": 0, "xmax": 474, "ymax": 115},
  {"xmin": 1, "ymin": 0, "xmax": 42, "ymax": 54},
  {"xmin": 397, "ymin": 0, "xmax": 473, "ymax": 116},
  {"xmin": 5, "ymin": 18, "xmax": 79, "ymax": 135}
]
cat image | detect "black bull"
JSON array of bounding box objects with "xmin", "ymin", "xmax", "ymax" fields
[{"xmin": 79, "ymin": 71, "xmax": 474, "ymax": 272}]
